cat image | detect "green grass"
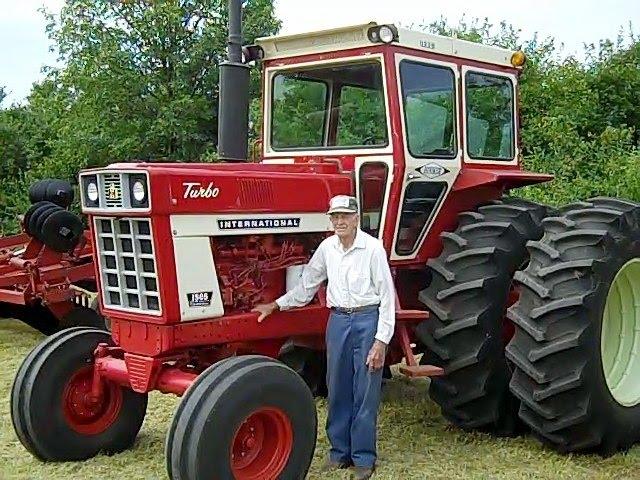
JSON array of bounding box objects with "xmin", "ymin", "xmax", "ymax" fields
[{"xmin": 1, "ymin": 319, "xmax": 640, "ymax": 480}]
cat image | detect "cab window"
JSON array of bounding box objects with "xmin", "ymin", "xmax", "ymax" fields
[
  {"xmin": 270, "ymin": 61, "xmax": 388, "ymax": 150},
  {"xmin": 465, "ymin": 72, "xmax": 515, "ymax": 160},
  {"xmin": 399, "ymin": 61, "xmax": 456, "ymax": 158},
  {"xmin": 359, "ymin": 162, "xmax": 389, "ymax": 238}
]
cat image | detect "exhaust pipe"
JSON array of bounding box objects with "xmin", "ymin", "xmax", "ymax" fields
[{"xmin": 217, "ymin": 0, "xmax": 250, "ymax": 162}]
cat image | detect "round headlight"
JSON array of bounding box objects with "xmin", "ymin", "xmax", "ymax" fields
[
  {"xmin": 132, "ymin": 180, "xmax": 146, "ymax": 202},
  {"xmin": 87, "ymin": 182, "xmax": 99, "ymax": 202},
  {"xmin": 378, "ymin": 26, "xmax": 395, "ymax": 44}
]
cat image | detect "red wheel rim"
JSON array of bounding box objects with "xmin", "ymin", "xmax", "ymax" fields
[
  {"xmin": 230, "ymin": 407, "xmax": 293, "ymax": 480},
  {"xmin": 62, "ymin": 366, "xmax": 123, "ymax": 435}
]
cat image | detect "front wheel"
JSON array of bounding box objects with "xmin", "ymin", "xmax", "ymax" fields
[
  {"xmin": 166, "ymin": 355, "xmax": 317, "ymax": 480},
  {"xmin": 10, "ymin": 328, "xmax": 147, "ymax": 461}
]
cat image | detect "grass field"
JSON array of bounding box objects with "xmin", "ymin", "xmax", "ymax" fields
[{"xmin": 1, "ymin": 319, "xmax": 640, "ymax": 480}]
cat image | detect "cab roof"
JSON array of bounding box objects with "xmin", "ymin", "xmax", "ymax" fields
[{"xmin": 256, "ymin": 22, "xmax": 519, "ymax": 68}]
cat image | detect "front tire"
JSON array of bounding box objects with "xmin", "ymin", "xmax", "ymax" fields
[
  {"xmin": 11, "ymin": 328, "xmax": 147, "ymax": 461},
  {"xmin": 166, "ymin": 355, "xmax": 317, "ymax": 480},
  {"xmin": 507, "ymin": 197, "xmax": 640, "ymax": 454}
]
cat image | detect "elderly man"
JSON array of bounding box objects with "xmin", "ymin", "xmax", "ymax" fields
[{"xmin": 252, "ymin": 195, "xmax": 395, "ymax": 480}]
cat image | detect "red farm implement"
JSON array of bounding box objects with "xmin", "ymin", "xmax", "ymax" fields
[{"xmin": 0, "ymin": 179, "xmax": 104, "ymax": 334}]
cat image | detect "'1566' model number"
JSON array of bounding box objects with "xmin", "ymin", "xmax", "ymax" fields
[{"xmin": 187, "ymin": 291, "xmax": 213, "ymax": 307}]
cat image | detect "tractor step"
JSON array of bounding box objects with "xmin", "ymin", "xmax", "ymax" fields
[
  {"xmin": 396, "ymin": 309, "xmax": 429, "ymax": 321},
  {"xmin": 399, "ymin": 364, "xmax": 445, "ymax": 378}
]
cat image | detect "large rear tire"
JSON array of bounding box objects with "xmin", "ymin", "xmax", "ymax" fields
[
  {"xmin": 507, "ymin": 197, "xmax": 640, "ymax": 454},
  {"xmin": 166, "ymin": 355, "xmax": 317, "ymax": 480},
  {"xmin": 11, "ymin": 328, "xmax": 147, "ymax": 461},
  {"xmin": 416, "ymin": 196, "xmax": 549, "ymax": 435}
]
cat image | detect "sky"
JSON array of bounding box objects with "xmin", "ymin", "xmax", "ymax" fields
[{"xmin": 0, "ymin": 0, "xmax": 638, "ymax": 105}]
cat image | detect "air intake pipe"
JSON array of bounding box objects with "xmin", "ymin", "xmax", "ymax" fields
[{"xmin": 217, "ymin": 0, "xmax": 250, "ymax": 162}]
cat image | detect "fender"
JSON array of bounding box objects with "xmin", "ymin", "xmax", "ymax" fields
[{"xmin": 452, "ymin": 167, "xmax": 553, "ymax": 192}]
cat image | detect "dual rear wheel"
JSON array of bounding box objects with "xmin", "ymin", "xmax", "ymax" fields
[
  {"xmin": 507, "ymin": 197, "xmax": 640, "ymax": 454},
  {"xmin": 416, "ymin": 196, "xmax": 550, "ymax": 435},
  {"xmin": 419, "ymin": 195, "xmax": 640, "ymax": 454}
]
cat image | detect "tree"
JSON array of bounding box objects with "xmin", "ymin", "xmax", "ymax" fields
[{"xmin": 31, "ymin": 0, "xmax": 279, "ymax": 179}]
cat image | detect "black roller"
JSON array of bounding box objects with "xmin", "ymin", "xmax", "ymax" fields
[
  {"xmin": 34, "ymin": 204, "xmax": 63, "ymax": 237},
  {"xmin": 26, "ymin": 202, "xmax": 60, "ymax": 238},
  {"xmin": 23, "ymin": 202, "xmax": 46, "ymax": 236},
  {"xmin": 28, "ymin": 181, "xmax": 49, "ymax": 204},
  {"xmin": 29, "ymin": 179, "xmax": 74, "ymax": 208},
  {"xmin": 39, "ymin": 210, "xmax": 84, "ymax": 253}
]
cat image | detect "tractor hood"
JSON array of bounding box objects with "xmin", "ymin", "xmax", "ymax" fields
[{"xmin": 79, "ymin": 162, "xmax": 352, "ymax": 216}]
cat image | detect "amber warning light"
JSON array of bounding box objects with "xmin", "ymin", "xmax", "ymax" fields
[{"xmin": 511, "ymin": 50, "xmax": 527, "ymax": 67}]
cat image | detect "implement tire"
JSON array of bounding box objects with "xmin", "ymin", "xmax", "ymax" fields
[
  {"xmin": 507, "ymin": 197, "xmax": 640, "ymax": 454},
  {"xmin": 279, "ymin": 345, "xmax": 328, "ymax": 398},
  {"xmin": 416, "ymin": 196, "xmax": 549, "ymax": 435}
]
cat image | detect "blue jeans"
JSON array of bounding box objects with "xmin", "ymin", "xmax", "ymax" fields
[{"xmin": 325, "ymin": 306, "xmax": 383, "ymax": 468}]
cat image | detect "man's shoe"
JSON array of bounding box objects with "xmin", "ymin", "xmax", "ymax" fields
[
  {"xmin": 352, "ymin": 465, "xmax": 375, "ymax": 480},
  {"xmin": 319, "ymin": 457, "xmax": 350, "ymax": 472}
]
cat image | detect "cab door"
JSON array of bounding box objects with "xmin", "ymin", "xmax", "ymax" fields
[{"xmin": 390, "ymin": 55, "xmax": 461, "ymax": 261}]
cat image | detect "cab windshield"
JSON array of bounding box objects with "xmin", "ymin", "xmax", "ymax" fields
[{"xmin": 270, "ymin": 60, "xmax": 388, "ymax": 151}]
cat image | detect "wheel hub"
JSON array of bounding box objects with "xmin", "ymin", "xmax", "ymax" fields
[
  {"xmin": 602, "ymin": 258, "xmax": 640, "ymax": 407},
  {"xmin": 231, "ymin": 407, "xmax": 293, "ymax": 480},
  {"xmin": 62, "ymin": 366, "xmax": 123, "ymax": 435}
]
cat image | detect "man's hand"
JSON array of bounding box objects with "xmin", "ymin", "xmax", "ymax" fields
[
  {"xmin": 366, "ymin": 339, "xmax": 387, "ymax": 371},
  {"xmin": 251, "ymin": 301, "xmax": 279, "ymax": 323}
]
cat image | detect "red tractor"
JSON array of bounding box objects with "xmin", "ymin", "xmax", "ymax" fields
[
  {"xmin": 0, "ymin": 179, "xmax": 104, "ymax": 334},
  {"xmin": 15, "ymin": 2, "xmax": 632, "ymax": 478}
]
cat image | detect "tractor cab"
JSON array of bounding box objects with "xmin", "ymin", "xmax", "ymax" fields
[{"xmin": 254, "ymin": 23, "xmax": 548, "ymax": 262}]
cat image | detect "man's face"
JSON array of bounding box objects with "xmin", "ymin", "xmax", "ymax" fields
[{"xmin": 329, "ymin": 212, "xmax": 359, "ymax": 239}]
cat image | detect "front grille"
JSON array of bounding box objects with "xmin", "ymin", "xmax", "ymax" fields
[
  {"xmin": 103, "ymin": 174, "xmax": 124, "ymax": 208},
  {"xmin": 95, "ymin": 217, "xmax": 161, "ymax": 314}
]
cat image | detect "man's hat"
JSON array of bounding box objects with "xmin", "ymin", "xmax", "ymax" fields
[{"xmin": 327, "ymin": 195, "xmax": 358, "ymax": 215}]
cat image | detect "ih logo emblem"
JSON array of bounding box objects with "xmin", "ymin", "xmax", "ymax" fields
[
  {"xmin": 416, "ymin": 163, "xmax": 449, "ymax": 179},
  {"xmin": 106, "ymin": 183, "xmax": 121, "ymax": 201}
]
